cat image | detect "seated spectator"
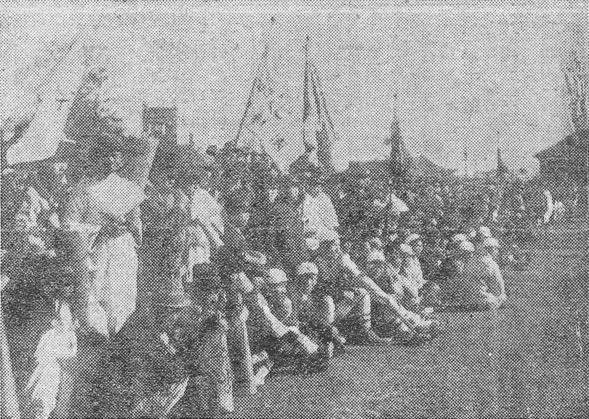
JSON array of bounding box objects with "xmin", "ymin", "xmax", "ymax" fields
[
  {"xmin": 457, "ymin": 237, "xmax": 507, "ymax": 310},
  {"xmin": 315, "ymin": 239, "xmax": 442, "ymax": 344},
  {"xmin": 437, "ymin": 233, "xmax": 469, "ymax": 281},
  {"xmin": 440, "ymin": 240, "xmax": 475, "ymax": 306},
  {"xmin": 402, "ymin": 234, "xmax": 441, "ymax": 307},
  {"xmin": 365, "ymin": 242, "xmax": 442, "ymax": 342},
  {"xmin": 289, "ymin": 262, "xmax": 346, "ymax": 357}
]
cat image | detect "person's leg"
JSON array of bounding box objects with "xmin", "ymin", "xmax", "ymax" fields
[
  {"xmin": 349, "ymin": 274, "xmax": 430, "ymax": 330},
  {"xmin": 225, "ymin": 292, "xmax": 256, "ymax": 396},
  {"xmin": 336, "ymin": 288, "xmax": 390, "ymax": 345},
  {"xmin": 313, "ymin": 295, "xmax": 336, "ymax": 326}
]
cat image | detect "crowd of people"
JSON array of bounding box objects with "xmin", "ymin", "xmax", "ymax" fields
[{"xmin": 0, "ymin": 136, "xmax": 583, "ymax": 418}]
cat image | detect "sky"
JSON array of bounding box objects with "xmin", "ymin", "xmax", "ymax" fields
[{"xmin": 1, "ymin": 0, "xmax": 587, "ymax": 173}]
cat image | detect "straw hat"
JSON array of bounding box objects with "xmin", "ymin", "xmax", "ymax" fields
[{"xmin": 451, "ymin": 233, "xmax": 468, "ymax": 243}]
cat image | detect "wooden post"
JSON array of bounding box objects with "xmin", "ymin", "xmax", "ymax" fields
[{"xmin": 226, "ymin": 294, "xmax": 256, "ymax": 396}]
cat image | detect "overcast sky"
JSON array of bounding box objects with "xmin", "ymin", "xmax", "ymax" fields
[{"xmin": 2, "ymin": 1, "xmax": 587, "ymax": 173}]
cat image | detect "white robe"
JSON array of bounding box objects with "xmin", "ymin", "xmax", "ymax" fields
[
  {"xmin": 62, "ymin": 177, "xmax": 140, "ymax": 336},
  {"xmin": 91, "ymin": 232, "xmax": 138, "ymax": 335}
]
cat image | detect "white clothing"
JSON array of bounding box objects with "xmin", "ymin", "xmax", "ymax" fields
[
  {"xmin": 302, "ymin": 192, "xmax": 339, "ymax": 242},
  {"xmin": 91, "ymin": 232, "xmax": 138, "ymax": 335},
  {"xmin": 188, "ymin": 188, "xmax": 224, "ymax": 271},
  {"xmin": 461, "ymin": 252, "xmax": 506, "ymax": 306},
  {"xmin": 61, "ymin": 177, "xmax": 140, "ymax": 337},
  {"xmin": 402, "ymin": 256, "xmax": 426, "ymax": 291},
  {"xmin": 20, "ymin": 186, "xmax": 50, "ymax": 227},
  {"xmin": 543, "ymin": 189, "xmax": 553, "ymax": 224},
  {"xmin": 25, "ymin": 326, "xmax": 77, "ymax": 419}
]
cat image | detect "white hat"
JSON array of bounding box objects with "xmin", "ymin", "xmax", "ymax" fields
[
  {"xmin": 405, "ymin": 233, "xmax": 421, "ymax": 244},
  {"xmin": 305, "ymin": 237, "xmax": 320, "ymax": 252},
  {"xmin": 458, "ymin": 241, "xmax": 475, "ymax": 253},
  {"xmin": 482, "ymin": 237, "xmax": 500, "ymax": 248},
  {"xmin": 399, "ymin": 243, "xmax": 415, "ymax": 256},
  {"xmin": 297, "ymin": 262, "xmax": 319, "ymax": 276},
  {"xmin": 366, "ymin": 249, "xmax": 386, "ymax": 263},
  {"xmin": 451, "ymin": 233, "xmax": 468, "ymax": 243},
  {"xmin": 266, "ymin": 268, "xmax": 289, "ymax": 284},
  {"xmin": 478, "ymin": 226, "xmax": 492, "ymax": 238}
]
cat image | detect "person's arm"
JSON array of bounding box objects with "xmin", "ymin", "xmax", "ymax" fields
[
  {"xmin": 487, "ymin": 261, "xmax": 506, "ymax": 302},
  {"xmin": 60, "ymin": 188, "xmax": 85, "ymax": 227}
]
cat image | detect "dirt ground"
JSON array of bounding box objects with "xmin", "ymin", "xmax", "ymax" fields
[
  {"xmin": 5, "ymin": 223, "xmax": 588, "ymax": 418},
  {"xmin": 223, "ymin": 224, "xmax": 588, "ymax": 418}
]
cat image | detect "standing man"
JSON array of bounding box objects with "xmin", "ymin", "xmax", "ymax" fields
[{"xmin": 301, "ymin": 175, "xmax": 340, "ymax": 244}]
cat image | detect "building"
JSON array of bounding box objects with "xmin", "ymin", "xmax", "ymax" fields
[
  {"xmin": 534, "ymin": 130, "xmax": 588, "ymax": 184},
  {"xmin": 347, "ymin": 154, "xmax": 455, "ymax": 182}
]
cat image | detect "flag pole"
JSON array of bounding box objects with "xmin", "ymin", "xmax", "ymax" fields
[
  {"xmin": 302, "ymin": 35, "xmax": 311, "ymax": 147},
  {"xmin": 386, "ymin": 92, "xmax": 398, "ymax": 235}
]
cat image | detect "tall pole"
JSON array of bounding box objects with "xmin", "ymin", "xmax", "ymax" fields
[
  {"xmin": 302, "ymin": 35, "xmax": 310, "ymax": 147},
  {"xmin": 386, "ymin": 92, "xmax": 399, "ymax": 235}
]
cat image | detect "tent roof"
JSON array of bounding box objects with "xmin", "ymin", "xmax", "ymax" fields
[{"xmin": 411, "ymin": 154, "xmax": 456, "ymax": 177}]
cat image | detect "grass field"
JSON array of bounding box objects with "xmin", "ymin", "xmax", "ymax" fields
[{"xmin": 222, "ymin": 225, "xmax": 588, "ymax": 418}]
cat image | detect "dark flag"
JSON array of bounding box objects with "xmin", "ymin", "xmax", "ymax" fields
[{"xmin": 302, "ymin": 36, "xmax": 337, "ymax": 174}]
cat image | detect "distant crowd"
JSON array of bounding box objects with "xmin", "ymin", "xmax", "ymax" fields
[{"xmin": 1, "ymin": 137, "xmax": 584, "ymax": 418}]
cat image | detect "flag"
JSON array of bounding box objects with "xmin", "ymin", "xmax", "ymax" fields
[
  {"xmin": 302, "ymin": 38, "xmax": 337, "ymax": 173},
  {"xmin": 234, "ymin": 45, "xmax": 291, "ymax": 169},
  {"xmin": 6, "ymin": 40, "xmax": 86, "ymax": 166},
  {"xmin": 5, "ymin": 99, "xmax": 70, "ymax": 166}
]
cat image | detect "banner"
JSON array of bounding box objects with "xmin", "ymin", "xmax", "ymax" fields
[{"xmin": 234, "ymin": 45, "xmax": 291, "ymax": 170}]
